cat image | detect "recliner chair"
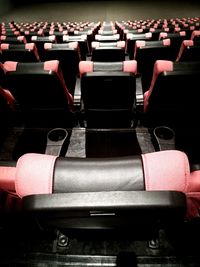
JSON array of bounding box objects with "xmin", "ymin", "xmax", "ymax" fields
[
  {"xmin": 3, "ymin": 60, "xmax": 75, "ymax": 127},
  {"xmin": 79, "ymin": 60, "xmax": 137, "ymax": 128},
  {"xmin": 1, "ymin": 149, "xmax": 200, "ymax": 231}
]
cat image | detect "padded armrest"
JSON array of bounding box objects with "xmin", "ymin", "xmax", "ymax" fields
[
  {"xmin": 22, "ymin": 191, "xmax": 186, "ymax": 229},
  {"xmin": 136, "ymin": 75, "xmax": 144, "ymax": 108}
]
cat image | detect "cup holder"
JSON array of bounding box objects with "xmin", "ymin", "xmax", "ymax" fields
[
  {"xmin": 153, "ymin": 126, "xmax": 175, "ymax": 151},
  {"xmin": 48, "ymin": 128, "xmax": 67, "ymax": 142},
  {"xmin": 45, "ymin": 128, "xmax": 68, "ymax": 156}
]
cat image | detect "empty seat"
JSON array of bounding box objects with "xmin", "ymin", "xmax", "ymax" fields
[
  {"xmin": 191, "ymin": 30, "xmax": 200, "ymax": 41},
  {"xmin": 95, "ymin": 34, "xmax": 120, "ymax": 42},
  {"xmin": 63, "ymin": 35, "xmax": 89, "ymax": 60},
  {"xmin": 0, "ymin": 35, "xmax": 27, "ymax": 44},
  {"xmin": 1, "ymin": 43, "xmax": 40, "ymax": 63},
  {"xmin": 91, "ymin": 41, "xmax": 126, "ymax": 61},
  {"xmin": 43, "ymin": 42, "xmax": 81, "ymax": 95},
  {"xmin": 3, "ymin": 60, "xmax": 75, "ymax": 127},
  {"xmin": 79, "ymin": 60, "xmax": 137, "ymax": 128},
  {"xmin": 126, "ymin": 32, "xmax": 152, "ymax": 59},
  {"xmin": 134, "ymin": 39, "xmax": 173, "ymax": 93},
  {"xmin": 3, "ymin": 149, "xmax": 200, "ymax": 230},
  {"xmin": 176, "ymin": 40, "xmax": 200, "ymax": 62},
  {"xmin": 159, "ymin": 31, "xmax": 187, "ymax": 60},
  {"xmin": 31, "ymin": 35, "xmax": 56, "ymax": 60},
  {"xmin": 143, "ymin": 60, "xmax": 200, "ymax": 128}
]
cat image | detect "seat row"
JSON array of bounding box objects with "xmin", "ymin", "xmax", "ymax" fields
[{"xmin": 0, "ymin": 59, "xmax": 200, "ymax": 129}]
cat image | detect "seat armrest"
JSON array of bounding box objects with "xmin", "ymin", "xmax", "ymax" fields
[
  {"xmin": 22, "ymin": 191, "xmax": 186, "ymax": 229},
  {"xmin": 136, "ymin": 75, "xmax": 144, "ymax": 110}
]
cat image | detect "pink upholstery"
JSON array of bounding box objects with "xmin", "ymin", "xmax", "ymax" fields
[
  {"xmin": 144, "ymin": 60, "xmax": 173, "ymax": 112},
  {"xmin": 0, "ymin": 88, "xmax": 16, "ymax": 109},
  {"xmin": 135, "ymin": 40, "xmax": 146, "ymax": 48},
  {"xmin": 15, "ymin": 153, "xmax": 57, "ymax": 198},
  {"xmin": 176, "ymin": 40, "xmax": 194, "ymax": 61},
  {"xmin": 117, "ymin": 41, "xmax": 125, "ymax": 48},
  {"xmin": 123, "ymin": 60, "xmax": 137, "ymax": 73},
  {"xmin": 44, "ymin": 60, "xmax": 59, "ymax": 72},
  {"xmin": 8, "ymin": 35, "xmax": 25, "ymax": 44},
  {"xmin": 191, "ymin": 30, "xmax": 200, "ymax": 40},
  {"xmin": 49, "ymin": 35, "xmax": 56, "ymax": 41},
  {"xmin": 163, "ymin": 38, "xmax": 171, "ymax": 46},
  {"xmin": 145, "ymin": 32, "xmax": 152, "ymax": 38},
  {"xmin": 79, "ymin": 61, "xmax": 93, "ymax": 76},
  {"xmin": 1, "ymin": 43, "xmax": 9, "ymax": 50},
  {"xmin": 188, "ymin": 170, "xmax": 200, "ymax": 192},
  {"xmin": 31, "ymin": 36, "xmax": 37, "ymax": 41},
  {"xmin": 0, "ymin": 36, "xmax": 6, "ymax": 40},
  {"xmin": 44, "ymin": 43, "xmax": 53, "ymax": 49},
  {"xmin": 142, "ymin": 150, "xmax": 190, "ymax": 192},
  {"xmin": 0, "ymin": 166, "xmax": 16, "ymax": 192},
  {"xmin": 3, "ymin": 61, "xmax": 18, "ymax": 72},
  {"xmin": 159, "ymin": 32, "xmax": 168, "ymax": 39},
  {"xmin": 92, "ymin": 42, "xmax": 99, "ymax": 48},
  {"xmin": 25, "ymin": 43, "xmax": 34, "ymax": 50},
  {"xmin": 180, "ymin": 31, "xmax": 186, "ymax": 36},
  {"xmin": 187, "ymin": 192, "xmax": 200, "ymax": 220},
  {"xmin": 68, "ymin": 41, "xmax": 78, "ymax": 49}
]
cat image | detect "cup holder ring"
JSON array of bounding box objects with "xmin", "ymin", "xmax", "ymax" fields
[
  {"xmin": 47, "ymin": 128, "xmax": 68, "ymax": 144},
  {"xmin": 153, "ymin": 126, "xmax": 175, "ymax": 151},
  {"xmin": 45, "ymin": 128, "xmax": 68, "ymax": 156}
]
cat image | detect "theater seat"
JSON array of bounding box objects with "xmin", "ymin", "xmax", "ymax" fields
[
  {"xmin": 143, "ymin": 60, "xmax": 200, "ymax": 128},
  {"xmin": 176, "ymin": 40, "xmax": 200, "ymax": 62},
  {"xmin": 2, "ymin": 149, "xmax": 200, "ymax": 230},
  {"xmin": 134, "ymin": 39, "xmax": 173, "ymax": 93},
  {"xmin": 43, "ymin": 42, "xmax": 80, "ymax": 95},
  {"xmin": 1, "ymin": 43, "xmax": 40, "ymax": 63},
  {"xmin": 3, "ymin": 60, "xmax": 75, "ymax": 127},
  {"xmin": 91, "ymin": 41, "xmax": 126, "ymax": 62},
  {"xmin": 79, "ymin": 60, "xmax": 137, "ymax": 128}
]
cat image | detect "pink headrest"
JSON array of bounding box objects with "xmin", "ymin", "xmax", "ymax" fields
[
  {"xmin": 0, "ymin": 166, "xmax": 16, "ymax": 192},
  {"xmin": 49, "ymin": 35, "xmax": 56, "ymax": 41},
  {"xmin": 145, "ymin": 32, "xmax": 152, "ymax": 38},
  {"xmin": 135, "ymin": 40, "xmax": 146, "ymax": 48},
  {"xmin": 117, "ymin": 41, "xmax": 125, "ymax": 48},
  {"xmin": 183, "ymin": 40, "xmax": 194, "ymax": 47},
  {"xmin": 159, "ymin": 32, "xmax": 168, "ymax": 39},
  {"xmin": 44, "ymin": 60, "xmax": 59, "ymax": 72},
  {"xmin": 142, "ymin": 150, "xmax": 190, "ymax": 192},
  {"xmin": 0, "ymin": 36, "xmax": 6, "ymax": 40},
  {"xmin": 44, "ymin": 43, "xmax": 53, "ymax": 50},
  {"xmin": 191, "ymin": 30, "xmax": 200, "ymax": 40},
  {"xmin": 17, "ymin": 36, "xmax": 26, "ymax": 43},
  {"xmin": 1, "ymin": 43, "xmax": 9, "ymax": 50},
  {"xmin": 63, "ymin": 35, "xmax": 69, "ymax": 41},
  {"xmin": 31, "ymin": 36, "xmax": 37, "ymax": 41},
  {"xmin": 162, "ymin": 38, "xmax": 171, "ymax": 46},
  {"xmin": 68, "ymin": 41, "xmax": 78, "ymax": 49},
  {"xmin": 176, "ymin": 40, "xmax": 194, "ymax": 62},
  {"xmin": 180, "ymin": 31, "xmax": 186, "ymax": 36},
  {"xmin": 123, "ymin": 60, "xmax": 137, "ymax": 73},
  {"xmin": 92, "ymin": 42, "xmax": 99, "ymax": 48},
  {"xmin": 188, "ymin": 170, "xmax": 200, "ymax": 192},
  {"xmin": 3, "ymin": 61, "xmax": 18, "ymax": 72},
  {"xmin": 79, "ymin": 61, "xmax": 93, "ymax": 75},
  {"xmin": 25, "ymin": 43, "xmax": 34, "ymax": 50},
  {"xmin": 15, "ymin": 153, "xmax": 57, "ymax": 198}
]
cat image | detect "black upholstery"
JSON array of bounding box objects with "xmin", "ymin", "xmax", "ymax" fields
[
  {"xmin": 4, "ymin": 61, "xmax": 75, "ymax": 127},
  {"xmin": 43, "ymin": 43, "xmax": 80, "ymax": 95},
  {"xmin": 81, "ymin": 71, "xmax": 136, "ymax": 128}
]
